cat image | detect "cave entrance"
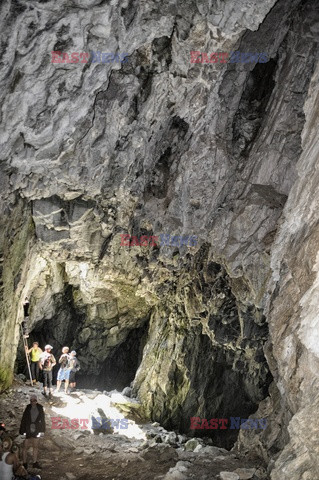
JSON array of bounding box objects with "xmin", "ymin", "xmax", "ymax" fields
[
  {"xmin": 170, "ymin": 330, "xmax": 272, "ymax": 450},
  {"xmin": 152, "ymin": 259, "xmax": 273, "ymax": 450},
  {"xmin": 15, "ymin": 284, "xmax": 149, "ymax": 393},
  {"xmin": 15, "ymin": 285, "xmax": 84, "ymax": 385},
  {"xmin": 77, "ymin": 323, "xmax": 148, "ymax": 391}
]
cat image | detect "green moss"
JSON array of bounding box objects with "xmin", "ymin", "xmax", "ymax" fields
[
  {"xmin": 0, "ymin": 365, "xmax": 13, "ymax": 392},
  {"xmin": 8, "ymin": 212, "xmax": 34, "ymax": 279}
]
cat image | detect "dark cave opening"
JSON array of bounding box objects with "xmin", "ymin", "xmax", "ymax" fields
[
  {"xmin": 77, "ymin": 323, "xmax": 148, "ymax": 391},
  {"xmin": 231, "ymin": 58, "xmax": 277, "ymax": 159},
  {"xmin": 15, "ymin": 284, "xmax": 149, "ymax": 394},
  {"xmin": 15, "ymin": 285, "xmax": 84, "ymax": 385},
  {"xmin": 14, "ymin": 259, "xmax": 272, "ymax": 451},
  {"xmin": 157, "ymin": 259, "xmax": 273, "ymax": 450},
  {"xmin": 177, "ymin": 331, "xmax": 272, "ymax": 450}
]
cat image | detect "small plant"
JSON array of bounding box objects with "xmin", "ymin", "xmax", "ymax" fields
[{"xmin": 0, "ymin": 365, "xmax": 13, "ymax": 393}]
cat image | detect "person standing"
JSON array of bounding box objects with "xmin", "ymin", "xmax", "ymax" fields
[
  {"xmin": 19, "ymin": 395, "xmax": 45, "ymax": 470},
  {"xmin": 22, "ymin": 297, "xmax": 30, "ymax": 338},
  {"xmin": 69, "ymin": 351, "xmax": 80, "ymax": 391},
  {"xmin": 39, "ymin": 345, "xmax": 56, "ymax": 398},
  {"xmin": 26, "ymin": 342, "xmax": 43, "ymax": 385},
  {"xmin": 56, "ymin": 347, "xmax": 71, "ymax": 394},
  {"xmin": 23, "ymin": 297, "xmax": 30, "ymax": 317}
]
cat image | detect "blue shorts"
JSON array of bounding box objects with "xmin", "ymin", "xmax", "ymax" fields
[{"xmin": 57, "ymin": 368, "xmax": 71, "ymax": 381}]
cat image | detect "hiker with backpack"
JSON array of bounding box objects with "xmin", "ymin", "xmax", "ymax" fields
[
  {"xmin": 39, "ymin": 345, "xmax": 56, "ymax": 398},
  {"xmin": 69, "ymin": 351, "xmax": 80, "ymax": 391},
  {"xmin": 56, "ymin": 347, "xmax": 71, "ymax": 394}
]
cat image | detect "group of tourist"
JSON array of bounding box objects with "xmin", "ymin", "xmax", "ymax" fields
[
  {"xmin": 26, "ymin": 343, "xmax": 80, "ymax": 399},
  {"xmin": 22, "ymin": 297, "xmax": 80, "ymax": 398},
  {"xmin": 0, "ymin": 297, "xmax": 83, "ymax": 478},
  {"xmin": 1, "ymin": 341, "xmax": 81, "ymax": 479},
  {"xmin": 0, "ymin": 341, "xmax": 81, "ymax": 479}
]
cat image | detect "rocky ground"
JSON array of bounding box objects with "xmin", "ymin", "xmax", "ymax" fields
[{"xmin": 0, "ymin": 377, "xmax": 269, "ymax": 480}]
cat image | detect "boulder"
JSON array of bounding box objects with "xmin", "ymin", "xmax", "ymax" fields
[
  {"xmin": 184, "ymin": 439, "xmax": 200, "ymax": 451},
  {"xmin": 234, "ymin": 468, "xmax": 256, "ymax": 479},
  {"xmin": 219, "ymin": 473, "xmax": 240, "ymax": 480},
  {"xmin": 121, "ymin": 387, "xmax": 132, "ymax": 397}
]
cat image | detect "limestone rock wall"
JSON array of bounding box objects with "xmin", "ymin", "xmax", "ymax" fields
[
  {"xmin": 0, "ymin": 0, "xmax": 319, "ymax": 476},
  {"xmin": 266, "ymin": 61, "xmax": 319, "ymax": 479},
  {"xmin": 236, "ymin": 58, "xmax": 319, "ymax": 479}
]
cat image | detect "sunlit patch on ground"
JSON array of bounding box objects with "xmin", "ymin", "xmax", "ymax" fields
[{"xmin": 50, "ymin": 390, "xmax": 146, "ymax": 440}]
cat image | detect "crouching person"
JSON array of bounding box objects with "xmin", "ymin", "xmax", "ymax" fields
[
  {"xmin": 19, "ymin": 395, "xmax": 45, "ymax": 471},
  {"xmin": 0, "ymin": 437, "xmax": 20, "ymax": 479},
  {"xmin": 0, "ymin": 436, "xmax": 41, "ymax": 480}
]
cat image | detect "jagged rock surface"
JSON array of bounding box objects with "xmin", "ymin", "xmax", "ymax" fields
[{"xmin": 0, "ymin": 0, "xmax": 319, "ymax": 478}]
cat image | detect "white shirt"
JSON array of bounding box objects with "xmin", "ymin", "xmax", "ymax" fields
[{"xmin": 0, "ymin": 452, "xmax": 14, "ymax": 480}]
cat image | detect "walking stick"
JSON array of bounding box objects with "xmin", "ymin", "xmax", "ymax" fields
[{"xmin": 21, "ymin": 324, "xmax": 33, "ymax": 385}]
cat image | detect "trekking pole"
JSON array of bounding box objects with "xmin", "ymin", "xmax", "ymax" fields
[{"xmin": 21, "ymin": 325, "xmax": 33, "ymax": 385}]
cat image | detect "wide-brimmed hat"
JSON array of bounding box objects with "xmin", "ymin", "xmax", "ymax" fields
[
  {"xmin": 2, "ymin": 437, "xmax": 12, "ymax": 451},
  {"xmin": 44, "ymin": 344, "xmax": 53, "ymax": 350}
]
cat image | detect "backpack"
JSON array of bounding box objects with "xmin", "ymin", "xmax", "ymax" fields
[
  {"xmin": 41, "ymin": 354, "xmax": 51, "ymax": 369},
  {"xmin": 60, "ymin": 354, "xmax": 70, "ymax": 369},
  {"xmin": 72, "ymin": 358, "xmax": 80, "ymax": 372}
]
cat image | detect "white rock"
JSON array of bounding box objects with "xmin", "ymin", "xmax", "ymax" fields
[
  {"xmin": 65, "ymin": 473, "xmax": 76, "ymax": 480},
  {"xmin": 201, "ymin": 446, "xmax": 225, "ymax": 456},
  {"xmin": 174, "ymin": 461, "xmax": 189, "ymax": 472},
  {"xmin": 234, "ymin": 468, "xmax": 256, "ymax": 479},
  {"xmin": 163, "ymin": 470, "xmax": 187, "ymax": 480},
  {"xmin": 219, "ymin": 472, "xmax": 240, "ymax": 480},
  {"xmin": 74, "ymin": 447, "xmax": 84, "ymax": 454},
  {"xmin": 193, "ymin": 444, "xmax": 203, "ymax": 452},
  {"xmin": 184, "ymin": 439, "xmax": 200, "ymax": 451},
  {"xmin": 85, "ymin": 448, "xmax": 95, "ymax": 455}
]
